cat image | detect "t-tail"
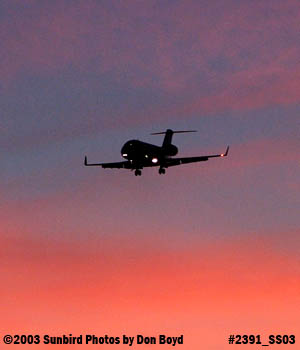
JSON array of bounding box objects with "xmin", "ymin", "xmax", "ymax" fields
[{"xmin": 151, "ymin": 129, "xmax": 197, "ymax": 147}]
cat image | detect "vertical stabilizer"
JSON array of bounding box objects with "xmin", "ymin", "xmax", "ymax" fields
[{"xmin": 162, "ymin": 129, "xmax": 174, "ymax": 147}]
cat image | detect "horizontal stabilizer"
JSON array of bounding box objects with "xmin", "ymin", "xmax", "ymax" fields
[{"xmin": 151, "ymin": 129, "xmax": 197, "ymax": 135}]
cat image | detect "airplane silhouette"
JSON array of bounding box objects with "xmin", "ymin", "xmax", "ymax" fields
[{"xmin": 84, "ymin": 129, "xmax": 229, "ymax": 176}]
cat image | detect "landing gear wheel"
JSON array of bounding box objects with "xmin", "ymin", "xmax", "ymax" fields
[
  {"xmin": 159, "ymin": 168, "xmax": 165, "ymax": 175},
  {"xmin": 135, "ymin": 169, "xmax": 142, "ymax": 176}
]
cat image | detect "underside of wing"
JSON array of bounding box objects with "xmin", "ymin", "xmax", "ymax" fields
[
  {"xmin": 101, "ymin": 161, "xmax": 131, "ymax": 169},
  {"xmin": 84, "ymin": 156, "xmax": 131, "ymax": 169},
  {"xmin": 165, "ymin": 146, "xmax": 229, "ymax": 167},
  {"xmin": 166, "ymin": 156, "xmax": 209, "ymax": 167}
]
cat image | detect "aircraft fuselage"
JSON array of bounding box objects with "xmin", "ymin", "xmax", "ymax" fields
[{"xmin": 121, "ymin": 140, "xmax": 178, "ymax": 167}]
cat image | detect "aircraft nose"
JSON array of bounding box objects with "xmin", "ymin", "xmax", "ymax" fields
[
  {"xmin": 121, "ymin": 140, "xmax": 136, "ymax": 158},
  {"xmin": 121, "ymin": 143, "xmax": 129, "ymax": 157}
]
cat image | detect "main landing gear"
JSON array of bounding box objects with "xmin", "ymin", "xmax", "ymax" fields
[{"xmin": 134, "ymin": 168, "xmax": 165, "ymax": 176}]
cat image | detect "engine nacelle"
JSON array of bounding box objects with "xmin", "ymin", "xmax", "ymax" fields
[{"xmin": 163, "ymin": 144, "xmax": 178, "ymax": 156}]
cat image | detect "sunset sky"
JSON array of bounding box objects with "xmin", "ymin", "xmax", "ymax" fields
[{"xmin": 1, "ymin": 0, "xmax": 299, "ymax": 348}]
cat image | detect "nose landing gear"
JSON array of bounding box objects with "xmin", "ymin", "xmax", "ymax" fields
[
  {"xmin": 158, "ymin": 167, "xmax": 165, "ymax": 175},
  {"xmin": 134, "ymin": 169, "xmax": 142, "ymax": 176}
]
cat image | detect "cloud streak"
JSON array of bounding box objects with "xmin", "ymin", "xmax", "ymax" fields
[{"xmin": 2, "ymin": 0, "xmax": 300, "ymax": 112}]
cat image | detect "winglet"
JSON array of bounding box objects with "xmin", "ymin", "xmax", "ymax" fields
[
  {"xmin": 220, "ymin": 146, "xmax": 229, "ymax": 157},
  {"xmin": 224, "ymin": 146, "xmax": 229, "ymax": 156},
  {"xmin": 84, "ymin": 156, "xmax": 87, "ymax": 166}
]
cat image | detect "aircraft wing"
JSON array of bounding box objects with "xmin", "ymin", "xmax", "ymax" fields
[
  {"xmin": 166, "ymin": 146, "xmax": 229, "ymax": 167},
  {"xmin": 84, "ymin": 156, "xmax": 131, "ymax": 169}
]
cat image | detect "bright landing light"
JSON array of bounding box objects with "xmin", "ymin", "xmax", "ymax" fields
[
  {"xmin": 152, "ymin": 158, "xmax": 158, "ymax": 163},
  {"xmin": 122, "ymin": 153, "xmax": 128, "ymax": 157}
]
